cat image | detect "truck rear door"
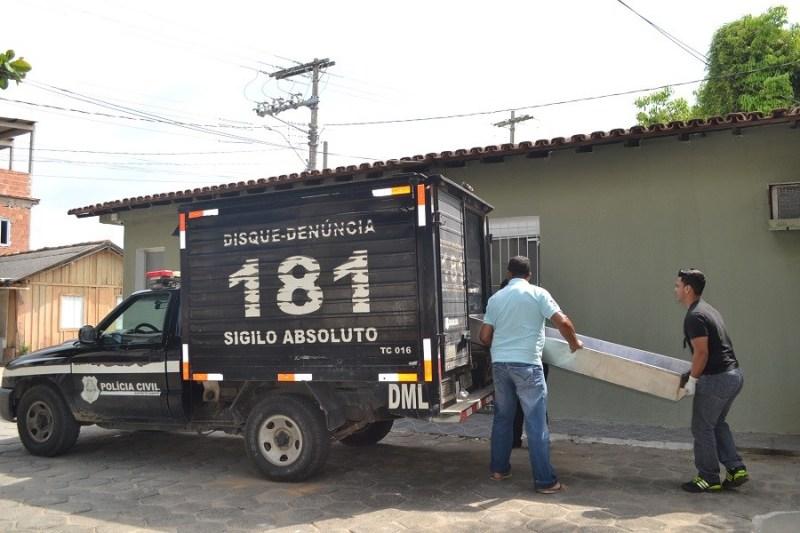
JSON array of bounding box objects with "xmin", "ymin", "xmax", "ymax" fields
[{"xmin": 436, "ymin": 188, "xmax": 472, "ymax": 404}]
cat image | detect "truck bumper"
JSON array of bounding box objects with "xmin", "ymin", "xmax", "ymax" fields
[{"xmin": 0, "ymin": 387, "xmax": 14, "ymax": 422}]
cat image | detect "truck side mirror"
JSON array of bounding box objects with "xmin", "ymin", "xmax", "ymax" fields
[{"xmin": 79, "ymin": 325, "xmax": 97, "ymax": 344}]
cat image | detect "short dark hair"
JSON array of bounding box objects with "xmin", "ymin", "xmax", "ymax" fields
[
  {"xmin": 678, "ymin": 268, "xmax": 706, "ymax": 295},
  {"xmin": 507, "ymin": 256, "xmax": 531, "ymax": 278}
]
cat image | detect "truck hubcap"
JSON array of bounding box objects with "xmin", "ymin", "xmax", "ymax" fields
[
  {"xmin": 258, "ymin": 415, "xmax": 302, "ymax": 466},
  {"xmin": 26, "ymin": 401, "xmax": 54, "ymax": 443}
]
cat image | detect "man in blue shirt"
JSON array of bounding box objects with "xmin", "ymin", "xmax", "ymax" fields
[{"xmin": 479, "ymin": 256, "xmax": 582, "ymax": 494}]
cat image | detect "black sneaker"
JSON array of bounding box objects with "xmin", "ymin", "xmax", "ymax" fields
[
  {"xmin": 722, "ymin": 466, "xmax": 749, "ymax": 489},
  {"xmin": 681, "ymin": 475, "xmax": 722, "ymax": 493}
]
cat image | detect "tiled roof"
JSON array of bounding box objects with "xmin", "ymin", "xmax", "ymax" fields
[
  {"xmin": 69, "ymin": 107, "xmax": 800, "ymax": 218},
  {"xmin": 0, "ymin": 241, "xmax": 121, "ymax": 283}
]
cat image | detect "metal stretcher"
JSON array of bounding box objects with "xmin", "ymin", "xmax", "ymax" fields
[
  {"xmin": 543, "ymin": 328, "xmax": 691, "ymax": 401},
  {"xmin": 468, "ymin": 316, "xmax": 691, "ymax": 401}
]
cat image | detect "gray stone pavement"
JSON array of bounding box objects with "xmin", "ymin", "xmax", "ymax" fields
[
  {"xmin": 396, "ymin": 413, "xmax": 800, "ymax": 455},
  {"xmin": 1, "ymin": 419, "xmax": 799, "ymax": 532}
]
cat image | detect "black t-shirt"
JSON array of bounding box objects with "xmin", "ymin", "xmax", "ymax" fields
[{"xmin": 683, "ymin": 299, "xmax": 739, "ymax": 375}]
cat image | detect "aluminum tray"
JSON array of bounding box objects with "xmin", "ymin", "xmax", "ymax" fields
[
  {"xmin": 543, "ymin": 327, "xmax": 690, "ymax": 401},
  {"xmin": 468, "ymin": 315, "xmax": 690, "ymax": 401}
]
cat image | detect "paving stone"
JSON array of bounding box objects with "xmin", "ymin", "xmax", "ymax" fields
[{"xmin": 1, "ymin": 419, "xmax": 798, "ymax": 531}]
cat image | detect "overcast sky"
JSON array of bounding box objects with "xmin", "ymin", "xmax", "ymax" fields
[{"xmin": 2, "ymin": 0, "xmax": 798, "ymax": 249}]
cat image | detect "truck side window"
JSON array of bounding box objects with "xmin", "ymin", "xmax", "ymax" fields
[{"xmin": 98, "ymin": 293, "xmax": 170, "ymax": 346}]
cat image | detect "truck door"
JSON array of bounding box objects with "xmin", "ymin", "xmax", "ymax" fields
[
  {"xmin": 436, "ymin": 189, "xmax": 472, "ymax": 403},
  {"xmin": 70, "ymin": 291, "xmax": 173, "ymax": 421}
]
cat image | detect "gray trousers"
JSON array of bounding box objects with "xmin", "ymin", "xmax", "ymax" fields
[{"xmin": 691, "ymin": 367, "xmax": 745, "ymax": 483}]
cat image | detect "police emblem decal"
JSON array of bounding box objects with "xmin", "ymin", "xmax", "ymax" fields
[{"xmin": 81, "ymin": 375, "xmax": 100, "ymax": 404}]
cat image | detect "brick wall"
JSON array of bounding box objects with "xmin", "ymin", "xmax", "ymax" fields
[
  {"xmin": 0, "ymin": 169, "xmax": 32, "ymax": 198},
  {"xmin": 0, "ymin": 169, "xmax": 33, "ymax": 255}
]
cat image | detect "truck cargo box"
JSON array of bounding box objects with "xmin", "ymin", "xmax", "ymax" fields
[{"xmin": 179, "ymin": 173, "xmax": 492, "ymax": 419}]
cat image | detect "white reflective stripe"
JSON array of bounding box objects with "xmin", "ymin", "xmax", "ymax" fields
[
  {"xmin": 417, "ymin": 206, "xmax": 426, "ymax": 226},
  {"xmin": 202, "ymin": 209, "xmax": 219, "ymax": 217},
  {"xmin": 372, "ymin": 188, "xmax": 392, "ymax": 197},
  {"xmin": 182, "ymin": 344, "xmax": 189, "ymax": 363},
  {"xmin": 294, "ymin": 374, "xmax": 313, "ymax": 381},
  {"xmin": 179, "ymin": 231, "xmax": 186, "ymax": 249},
  {"xmin": 72, "ymin": 363, "xmax": 166, "ymax": 374},
  {"xmin": 423, "ymin": 338, "xmax": 432, "ymax": 361},
  {"xmin": 166, "ymin": 361, "xmax": 180, "ymax": 373},
  {"xmin": 379, "ymin": 373, "xmax": 398, "ymax": 382},
  {"xmin": 3, "ymin": 364, "xmax": 71, "ymax": 377},
  {"xmin": 205, "ymin": 373, "xmax": 223, "ymax": 381}
]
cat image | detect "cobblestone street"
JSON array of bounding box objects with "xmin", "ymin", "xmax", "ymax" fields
[{"xmin": 1, "ymin": 419, "xmax": 798, "ymax": 532}]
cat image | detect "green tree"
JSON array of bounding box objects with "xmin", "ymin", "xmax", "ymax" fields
[
  {"xmin": 695, "ymin": 6, "xmax": 800, "ymax": 115},
  {"xmin": 0, "ymin": 49, "xmax": 32, "ymax": 89},
  {"xmin": 634, "ymin": 87, "xmax": 692, "ymax": 126}
]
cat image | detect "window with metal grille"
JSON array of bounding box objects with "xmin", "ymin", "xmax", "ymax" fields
[{"xmin": 488, "ymin": 216, "xmax": 541, "ymax": 293}]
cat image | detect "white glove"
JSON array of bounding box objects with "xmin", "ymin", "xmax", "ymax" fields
[{"xmin": 683, "ymin": 376, "xmax": 697, "ymax": 396}]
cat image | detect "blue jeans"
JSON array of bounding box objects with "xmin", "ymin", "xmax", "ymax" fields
[
  {"xmin": 491, "ymin": 362, "xmax": 557, "ymax": 488},
  {"xmin": 691, "ymin": 368, "xmax": 745, "ymax": 483}
]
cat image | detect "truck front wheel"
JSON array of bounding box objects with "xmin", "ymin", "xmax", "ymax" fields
[
  {"xmin": 244, "ymin": 395, "xmax": 330, "ymax": 482},
  {"xmin": 340, "ymin": 420, "xmax": 394, "ymax": 447},
  {"xmin": 17, "ymin": 385, "xmax": 81, "ymax": 457}
]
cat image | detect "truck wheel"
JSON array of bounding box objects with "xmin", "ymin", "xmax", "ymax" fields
[
  {"xmin": 17, "ymin": 385, "xmax": 81, "ymax": 457},
  {"xmin": 340, "ymin": 420, "xmax": 395, "ymax": 447},
  {"xmin": 244, "ymin": 395, "xmax": 330, "ymax": 482}
]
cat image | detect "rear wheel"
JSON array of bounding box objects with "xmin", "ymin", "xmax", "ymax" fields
[
  {"xmin": 340, "ymin": 420, "xmax": 394, "ymax": 447},
  {"xmin": 244, "ymin": 395, "xmax": 330, "ymax": 482},
  {"xmin": 17, "ymin": 385, "xmax": 80, "ymax": 457}
]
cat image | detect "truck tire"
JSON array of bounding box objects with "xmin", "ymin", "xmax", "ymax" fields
[
  {"xmin": 244, "ymin": 395, "xmax": 330, "ymax": 482},
  {"xmin": 340, "ymin": 420, "xmax": 394, "ymax": 447},
  {"xmin": 17, "ymin": 385, "xmax": 81, "ymax": 457}
]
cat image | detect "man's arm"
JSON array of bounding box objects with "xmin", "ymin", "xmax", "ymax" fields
[
  {"xmin": 688, "ymin": 336, "xmax": 709, "ymax": 378},
  {"xmin": 479, "ymin": 324, "xmax": 494, "ymax": 347},
  {"xmin": 550, "ymin": 312, "xmax": 583, "ymax": 353}
]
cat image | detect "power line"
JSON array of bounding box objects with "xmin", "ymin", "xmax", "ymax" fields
[
  {"xmin": 33, "ymin": 173, "xmax": 226, "ymax": 184},
  {"xmin": 327, "ymin": 60, "xmax": 800, "ymax": 127},
  {"xmin": 15, "ymin": 81, "xmax": 379, "ymax": 161},
  {"xmin": 614, "ymin": 0, "xmax": 708, "ymax": 65},
  {"xmin": 32, "ymin": 148, "xmax": 273, "ymax": 156},
  {"xmin": 0, "ymin": 95, "xmax": 266, "ymax": 129}
]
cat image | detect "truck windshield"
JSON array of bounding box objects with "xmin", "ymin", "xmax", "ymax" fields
[{"xmin": 99, "ymin": 292, "xmax": 170, "ymax": 346}]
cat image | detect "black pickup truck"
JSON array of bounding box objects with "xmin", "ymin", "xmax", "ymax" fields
[{"xmin": 1, "ymin": 173, "xmax": 494, "ymax": 481}]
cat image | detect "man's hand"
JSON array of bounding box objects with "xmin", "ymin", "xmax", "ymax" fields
[
  {"xmin": 683, "ymin": 375, "xmax": 698, "ymax": 396},
  {"xmin": 550, "ymin": 312, "xmax": 581, "ymax": 353}
]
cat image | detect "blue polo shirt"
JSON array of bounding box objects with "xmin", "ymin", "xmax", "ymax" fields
[{"xmin": 483, "ymin": 278, "xmax": 561, "ymax": 365}]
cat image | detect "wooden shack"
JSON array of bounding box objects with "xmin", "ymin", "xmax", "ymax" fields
[{"xmin": 0, "ymin": 241, "xmax": 123, "ymax": 360}]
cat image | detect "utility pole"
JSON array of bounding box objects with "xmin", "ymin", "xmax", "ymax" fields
[
  {"xmin": 255, "ymin": 58, "xmax": 335, "ymax": 171},
  {"xmin": 493, "ymin": 110, "xmax": 533, "ymax": 144}
]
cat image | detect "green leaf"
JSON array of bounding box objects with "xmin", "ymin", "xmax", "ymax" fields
[
  {"xmin": 10, "ymin": 58, "xmax": 31, "ymax": 73},
  {"xmin": 0, "ymin": 77, "xmax": 8, "ymax": 90}
]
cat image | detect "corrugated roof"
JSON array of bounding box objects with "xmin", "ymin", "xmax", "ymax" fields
[
  {"xmin": 68, "ymin": 107, "xmax": 800, "ymax": 218},
  {"xmin": 0, "ymin": 241, "xmax": 122, "ymax": 283}
]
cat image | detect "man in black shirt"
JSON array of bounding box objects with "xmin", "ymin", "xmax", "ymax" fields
[{"xmin": 675, "ymin": 268, "xmax": 749, "ymax": 493}]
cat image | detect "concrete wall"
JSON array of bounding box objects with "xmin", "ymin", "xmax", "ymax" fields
[
  {"xmin": 116, "ymin": 208, "xmax": 180, "ymax": 295},
  {"xmin": 114, "ymin": 122, "xmax": 800, "ymax": 434},
  {"xmin": 442, "ymin": 124, "xmax": 800, "ymax": 434}
]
